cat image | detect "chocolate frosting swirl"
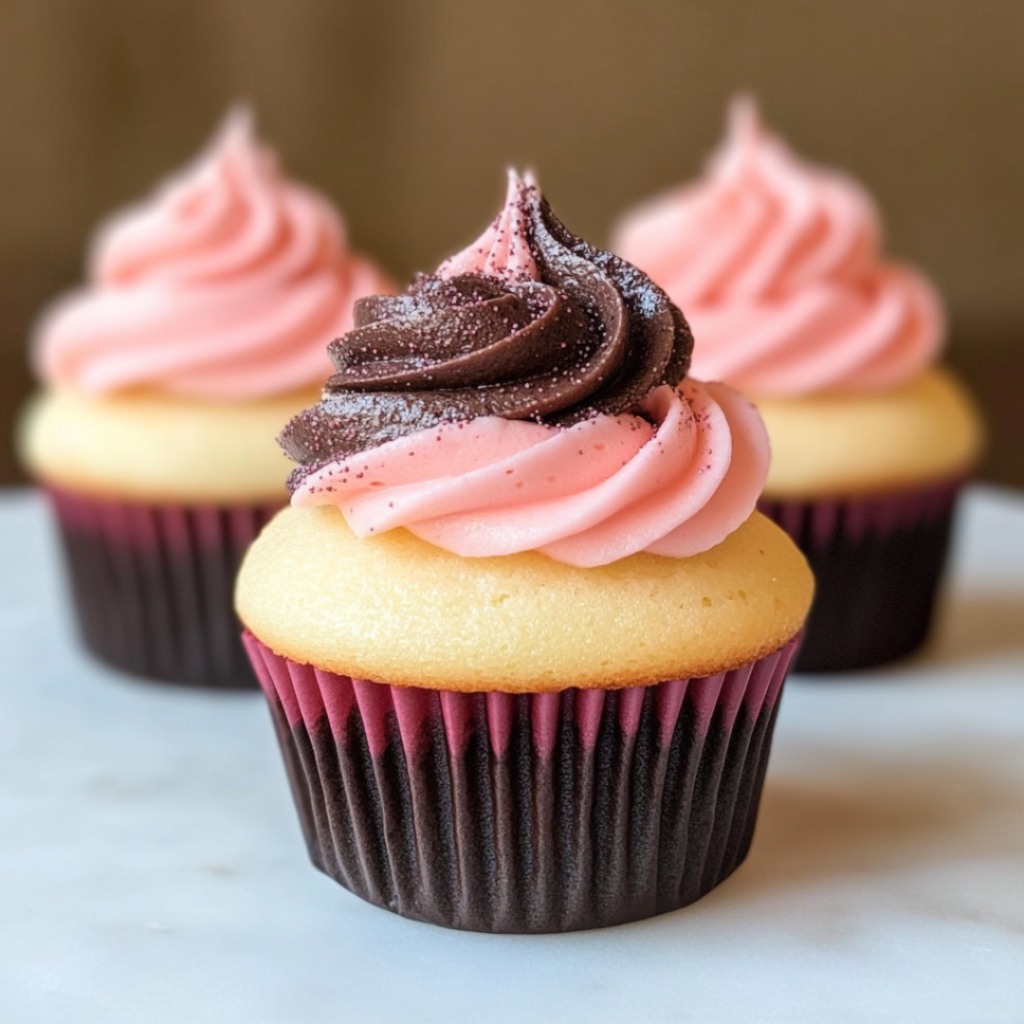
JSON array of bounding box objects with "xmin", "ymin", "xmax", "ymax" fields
[{"xmin": 280, "ymin": 177, "xmax": 693, "ymax": 488}]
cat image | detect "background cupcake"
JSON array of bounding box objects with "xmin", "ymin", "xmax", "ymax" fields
[
  {"xmin": 238, "ymin": 172, "xmax": 813, "ymax": 932},
  {"xmin": 613, "ymin": 99, "xmax": 983, "ymax": 673},
  {"xmin": 19, "ymin": 108, "xmax": 393, "ymax": 688}
]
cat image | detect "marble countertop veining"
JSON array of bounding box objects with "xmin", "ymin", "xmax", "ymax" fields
[{"xmin": 1, "ymin": 486, "xmax": 1023, "ymax": 1024}]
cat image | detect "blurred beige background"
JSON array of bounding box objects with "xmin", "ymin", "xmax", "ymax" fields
[{"xmin": 1, "ymin": 0, "xmax": 1021, "ymax": 485}]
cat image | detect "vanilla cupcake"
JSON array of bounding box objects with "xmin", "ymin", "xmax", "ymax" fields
[
  {"xmin": 19, "ymin": 109, "xmax": 393, "ymax": 687},
  {"xmin": 237, "ymin": 173, "xmax": 812, "ymax": 932},
  {"xmin": 613, "ymin": 100, "xmax": 983, "ymax": 672}
]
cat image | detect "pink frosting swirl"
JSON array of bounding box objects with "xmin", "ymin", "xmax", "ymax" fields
[
  {"xmin": 291, "ymin": 378, "xmax": 768, "ymax": 567},
  {"xmin": 613, "ymin": 98, "xmax": 943, "ymax": 396},
  {"xmin": 33, "ymin": 109, "xmax": 393, "ymax": 399}
]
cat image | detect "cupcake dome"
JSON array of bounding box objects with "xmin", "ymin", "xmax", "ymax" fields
[{"xmin": 239, "ymin": 504, "xmax": 808, "ymax": 692}]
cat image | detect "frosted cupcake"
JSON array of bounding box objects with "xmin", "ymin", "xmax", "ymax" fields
[
  {"xmin": 613, "ymin": 100, "xmax": 983, "ymax": 672},
  {"xmin": 237, "ymin": 172, "xmax": 813, "ymax": 932},
  {"xmin": 19, "ymin": 109, "xmax": 393, "ymax": 688}
]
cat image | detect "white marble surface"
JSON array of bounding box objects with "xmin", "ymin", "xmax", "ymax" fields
[{"xmin": 2, "ymin": 486, "xmax": 1023, "ymax": 1024}]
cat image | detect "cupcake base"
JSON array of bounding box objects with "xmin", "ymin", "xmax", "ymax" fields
[
  {"xmin": 244, "ymin": 632, "xmax": 799, "ymax": 933},
  {"xmin": 758, "ymin": 479, "xmax": 961, "ymax": 673},
  {"xmin": 47, "ymin": 486, "xmax": 279, "ymax": 688}
]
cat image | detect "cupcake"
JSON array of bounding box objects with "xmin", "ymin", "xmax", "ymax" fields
[
  {"xmin": 613, "ymin": 99, "xmax": 983, "ymax": 672},
  {"xmin": 237, "ymin": 172, "xmax": 813, "ymax": 932},
  {"xmin": 19, "ymin": 109, "xmax": 393, "ymax": 688}
]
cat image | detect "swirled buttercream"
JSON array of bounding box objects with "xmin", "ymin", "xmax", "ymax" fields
[
  {"xmin": 612, "ymin": 98, "xmax": 942, "ymax": 396},
  {"xmin": 283, "ymin": 173, "xmax": 768, "ymax": 565},
  {"xmin": 293, "ymin": 379, "xmax": 768, "ymax": 567},
  {"xmin": 33, "ymin": 108, "xmax": 392, "ymax": 399}
]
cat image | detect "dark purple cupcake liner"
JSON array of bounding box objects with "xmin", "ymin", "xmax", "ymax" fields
[
  {"xmin": 758, "ymin": 478, "xmax": 963, "ymax": 673},
  {"xmin": 244, "ymin": 632, "xmax": 800, "ymax": 933},
  {"xmin": 46, "ymin": 486, "xmax": 280, "ymax": 688}
]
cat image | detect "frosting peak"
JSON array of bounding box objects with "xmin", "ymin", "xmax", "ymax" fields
[
  {"xmin": 34, "ymin": 107, "xmax": 392, "ymax": 399},
  {"xmin": 613, "ymin": 98, "xmax": 942, "ymax": 395},
  {"xmin": 437, "ymin": 171, "xmax": 541, "ymax": 282}
]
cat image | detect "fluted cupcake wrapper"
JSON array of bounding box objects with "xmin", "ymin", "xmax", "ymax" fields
[
  {"xmin": 46, "ymin": 486, "xmax": 279, "ymax": 688},
  {"xmin": 243, "ymin": 632, "xmax": 799, "ymax": 933},
  {"xmin": 758, "ymin": 478, "xmax": 962, "ymax": 673}
]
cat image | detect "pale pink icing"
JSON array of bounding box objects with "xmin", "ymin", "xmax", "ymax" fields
[
  {"xmin": 33, "ymin": 108, "xmax": 393, "ymax": 399},
  {"xmin": 437, "ymin": 171, "xmax": 541, "ymax": 282},
  {"xmin": 292, "ymin": 378, "xmax": 769, "ymax": 567},
  {"xmin": 612, "ymin": 98, "xmax": 943, "ymax": 396}
]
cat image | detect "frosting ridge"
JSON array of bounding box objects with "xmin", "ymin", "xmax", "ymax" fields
[
  {"xmin": 292, "ymin": 379, "xmax": 769, "ymax": 567},
  {"xmin": 280, "ymin": 172, "xmax": 693, "ymax": 482},
  {"xmin": 613, "ymin": 97, "xmax": 943, "ymax": 396},
  {"xmin": 34, "ymin": 108, "xmax": 392, "ymax": 399}
]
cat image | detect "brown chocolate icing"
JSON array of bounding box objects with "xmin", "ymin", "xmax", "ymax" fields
[{"xmin": 280, "ymin": 181, "xmax": 693, "ymax": 489}]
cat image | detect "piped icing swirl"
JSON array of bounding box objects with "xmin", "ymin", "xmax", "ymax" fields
[
  {"xmin": 292, "ymin": 379, "xmax": 768, "ymax": 567},
  {"xmin": 33, "ymin": 108, "xmax": 392, "ymax": 400},
  {"xmin": 283, "ymin": 172, "xmax": 769, "ymax": 567},
  {"xmin": 612, "ymin": 98, "xmax": 943, "ymax": 396},
  {"xmin": 281, "ymin": 172, "xmax": 692, "ymax": 476}
]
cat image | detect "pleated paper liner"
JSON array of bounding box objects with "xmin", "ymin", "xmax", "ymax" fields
[
  {"xmin": 758, "ymin": 477, "xmax": 962, "ymax": 673},
  {"xmin": 244, "ymin": 631, "xmax": 800, "ymax": 933},
  {"xmin": 46, "ymin": 485, "xmax": 280, "ymax": 688}
]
